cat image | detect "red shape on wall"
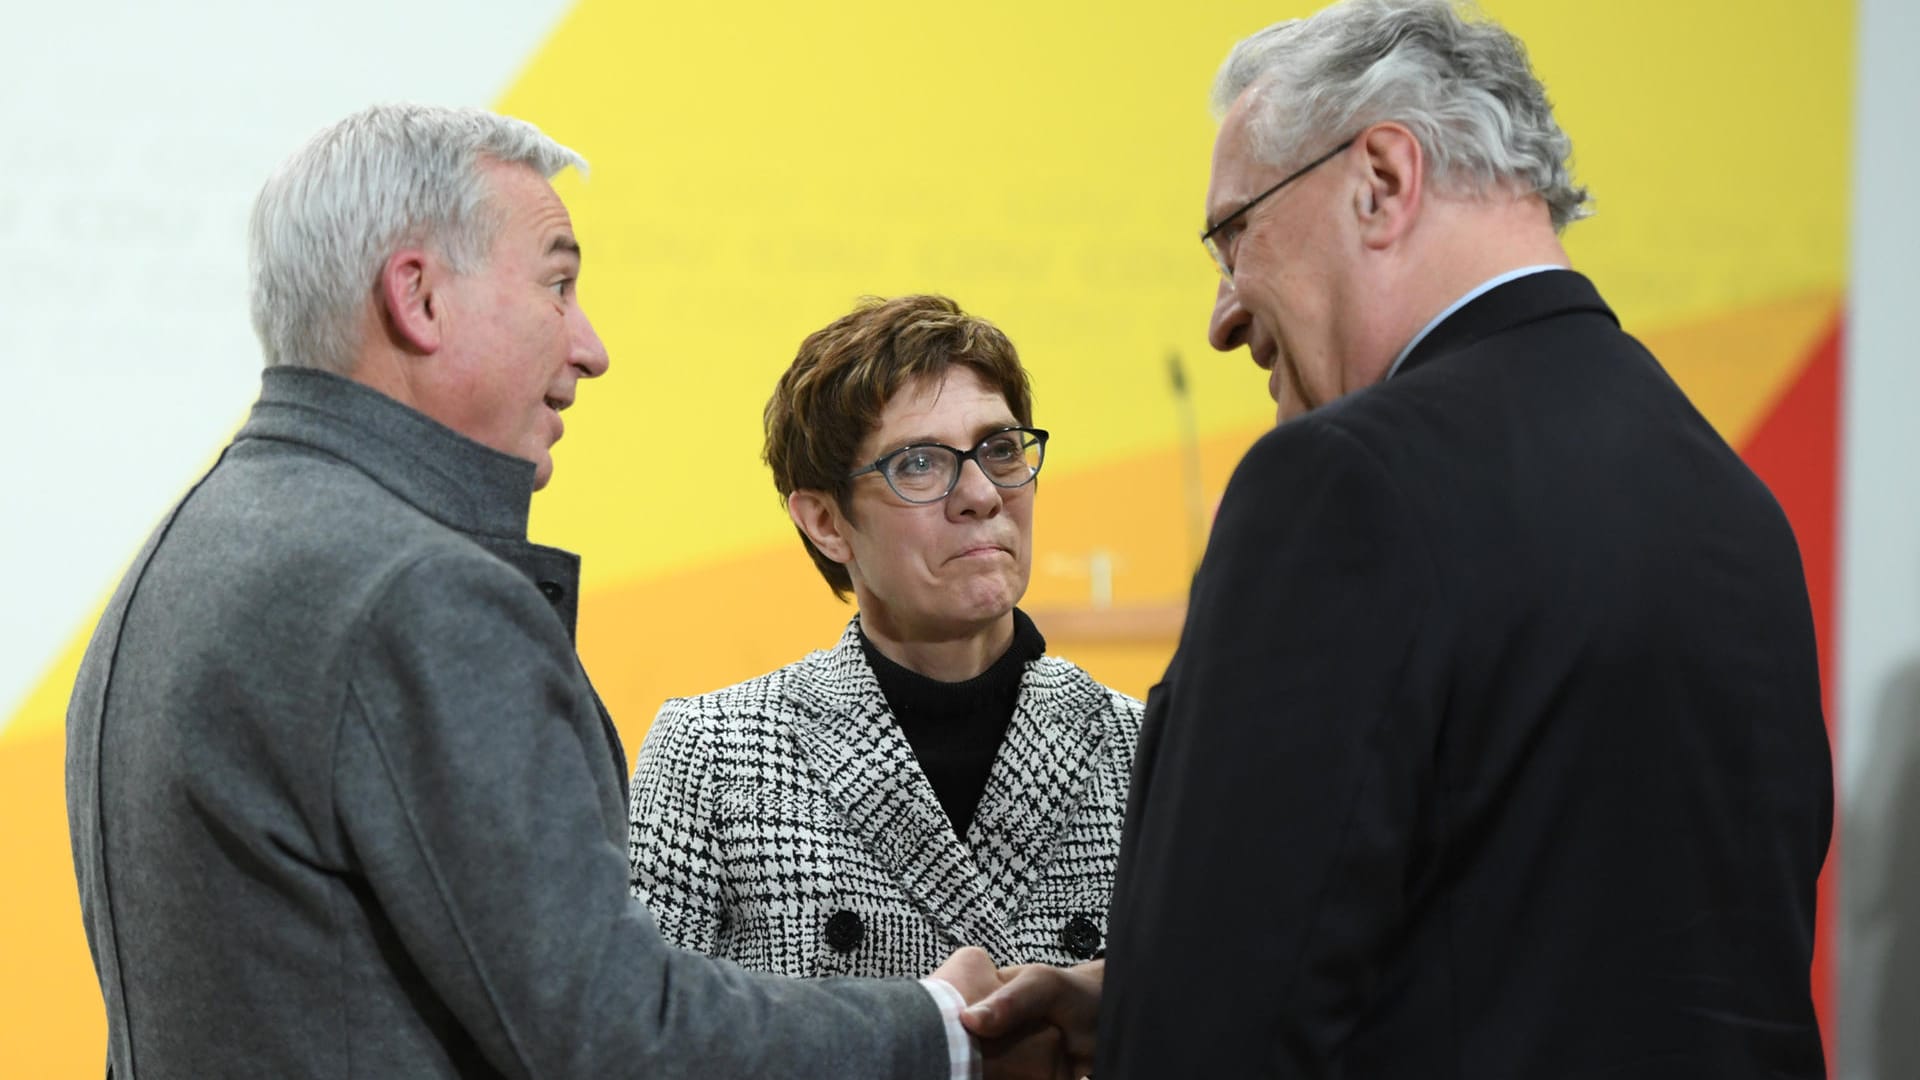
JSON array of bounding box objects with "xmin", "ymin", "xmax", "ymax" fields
[{"xmin": 1735, "ymin": 309, "xmax": 1843, "ymax": 1071}]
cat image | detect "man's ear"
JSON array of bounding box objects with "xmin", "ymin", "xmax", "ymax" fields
[
  {"xmin": 1354, "ymin": 122, "xmax": 1424, "ymax": 250},
  {"xmin": 788, "ymin": 489, "xmax": 854, "ymax": 566},
  {"xmin": 379, "ymin": 247, "xmax": 443, "ymax": 354}
]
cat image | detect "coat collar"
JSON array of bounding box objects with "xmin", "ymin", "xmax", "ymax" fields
[
  {"xmin": 1393, "ymin": 269, "xmax": 1617, "ymax": 380},
  {"xmin": 238, "ymin": 367, "xmax": 586, "ymax": 640},
  {"xmin": 783, "ymin": 617, "xmax": 1112, "ymax": 963},
  {"xmin": 239, "ymin": 367, "xmax": 539, "ymax": 541}
]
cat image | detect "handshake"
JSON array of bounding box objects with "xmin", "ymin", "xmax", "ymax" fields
[{"xmin": 931, "ymin": 947, "xmax": 1103, "ymax": 1079}]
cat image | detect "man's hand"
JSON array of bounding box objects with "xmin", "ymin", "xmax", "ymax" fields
[
  {"xmin": 928, "ymin": 948, "xmax": 1093, "ymax": 1079},
  {"xmin": 930, "ymin": 945, "xmax": 1001, "ymax": 1004},
  {"xmin": 963, "ymin": 960, "xmax": 1102, "ymax": 1078}
]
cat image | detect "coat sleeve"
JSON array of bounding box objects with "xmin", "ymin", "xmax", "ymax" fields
[
  {"xmin": 628, "ymin": 697, "xmax": 724, "ymax": 955},
  {"xmin": 1096, "ymin": 417, "xmax": 1446, "ymax": 1077},
  {"xmin": 331, "ymin": 548, "xmax": 946, "ymax": 1080}
]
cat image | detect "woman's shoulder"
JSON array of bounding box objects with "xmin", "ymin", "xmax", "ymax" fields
[
  {"xmin": 1025, "ymin": 654, "xmax": 1145, "ymax": 725},
  {"xmin": 655, "ymin": 658, "xmax": 811, "ymax": 730},
  {"xmin": 650, "ymin": 631, "xmax": 864, "ymax": 737}
]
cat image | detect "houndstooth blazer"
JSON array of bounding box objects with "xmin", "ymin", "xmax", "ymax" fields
[{"xmin": 628, "ymin": 617, "xmax": 1143, "ymax": 979}]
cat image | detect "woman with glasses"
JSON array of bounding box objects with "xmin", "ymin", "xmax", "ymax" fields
[{"xmin": 626, "ymin": 294, "xmax": 1143, "ymax": 980}]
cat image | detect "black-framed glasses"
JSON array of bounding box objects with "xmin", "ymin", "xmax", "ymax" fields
[
  {"xmin": 1200, "ymin": 136, "xmax": 1356, "ymax": 285},
  {"xmin": 848, "ymin": 427, "xmax": 1049, "ymax": 504}
]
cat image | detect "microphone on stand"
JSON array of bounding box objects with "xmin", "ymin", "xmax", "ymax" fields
[{"xmin": 1168, "ymin": 351, "xmax": 1205, "ymax": 575}]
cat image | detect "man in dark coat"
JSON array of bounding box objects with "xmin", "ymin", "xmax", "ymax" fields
[{"xmin": 1096, "ymin": 2, "xmax": 1834, "ymax": 1077}]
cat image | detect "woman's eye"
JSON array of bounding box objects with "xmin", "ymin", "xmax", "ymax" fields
[{"xmin": 981, "ymin": 436, "xmax": 1020, "ymax": 461}]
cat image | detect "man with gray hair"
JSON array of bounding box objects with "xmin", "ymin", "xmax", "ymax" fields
[
  {"xmin": 1098, "ymin": 1, "xmax": 1832, "ymax": 1076},
  {"xmin": 65, "ymin": 103, "xmax": 1094, "ymax": 1079}
]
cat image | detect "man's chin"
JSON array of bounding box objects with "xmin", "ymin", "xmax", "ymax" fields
[
  {"xmin": 1270, "ymin": 361, "xmax": 1321, "ymax": 424},
  {"xmin": 1273, "ymin": 385, "xmax": 1309, "ymax": 425},
  {"xmin": 1267, "ymin": 360, "xmax": 1303, "ymax": 424}
]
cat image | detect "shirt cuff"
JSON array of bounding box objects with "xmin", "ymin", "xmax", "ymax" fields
[{"xmin": 919, "ymin": 977, "xmax": 982, "ymax": 1080}]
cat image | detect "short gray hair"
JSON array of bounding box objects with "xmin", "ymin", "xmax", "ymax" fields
[
  {"xmin": 248, "ymin": 103, "xmax": 586, "ymax": 373},
  {"xmin": 1214, "ymin": 0, "xmax": 1591, "ymax": 231}
]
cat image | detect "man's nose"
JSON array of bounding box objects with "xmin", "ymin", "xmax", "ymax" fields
[
  {"xmin": 572, "ymin": 309, "xmax": 610, "ymax": 377},
  {"xmin": 1208, "ymin": 277, "xmax": 1249, "ymax": 353}
]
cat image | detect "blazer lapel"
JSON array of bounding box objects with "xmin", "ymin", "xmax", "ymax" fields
[
  {"xmin": 784, "ymin": 621, "xmax": 1016, "ymax": 959},
  {"xmin": 966, "ymin": 660, "xmax": 1110, "ymax": 924}
]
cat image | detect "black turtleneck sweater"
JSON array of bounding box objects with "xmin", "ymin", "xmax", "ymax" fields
[{"xmin": 858, "ymin": 609, "xmax": 1047, "ymax": 840}]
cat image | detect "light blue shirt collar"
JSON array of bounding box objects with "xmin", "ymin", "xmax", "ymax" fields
[{"xmin": 1384, "ymin": 265, "xmax": 1568, "ymax": 380}]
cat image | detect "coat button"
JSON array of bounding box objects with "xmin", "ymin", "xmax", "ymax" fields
[
  {"xmin": 536, "ymin": 580, "xmax": 566, "ymax": 604},
  {"xmin": 824, "ymin": 909, "xmax": 864, "ymax": 954},
  {"xmin": 1060, "ymin": 913, "xmax": 1102, "ymax": 960}
]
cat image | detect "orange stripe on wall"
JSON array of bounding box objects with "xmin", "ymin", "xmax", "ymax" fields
[{"xmin": 1639, "ymin": 288, "xmax": 1843, "ymax": 451}]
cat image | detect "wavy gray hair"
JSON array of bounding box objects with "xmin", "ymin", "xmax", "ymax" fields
[
  {"xmin": 1213, "ymin": 0, "xmax": 1590, "ymax": 231},
  {"xmin": 248, "ymin": 103, "xmax": 586, "ymax": 373}
]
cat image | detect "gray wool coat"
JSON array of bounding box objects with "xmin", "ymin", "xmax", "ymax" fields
[{"xmin": 65, "ymin": 368, "xmax": 946, "ymax": 1079}]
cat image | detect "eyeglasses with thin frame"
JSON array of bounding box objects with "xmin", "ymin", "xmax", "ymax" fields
[
  {"xmin": 848, "ymin": 427, "xmax": 1049, "ymax": 505},
  {"xmin": 1200, "ymin": 136, "xmax": 1356, "ymax": 285}
]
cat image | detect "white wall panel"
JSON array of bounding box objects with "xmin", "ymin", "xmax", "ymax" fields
[
  {"xmin": 1841, "ymin": 0, "xmax": 1920, "ymax": 1075},
  {"xmin": 0, "ymin": 0, "xmax": 575, "ymax": 725}
]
